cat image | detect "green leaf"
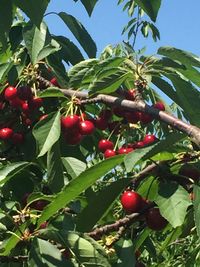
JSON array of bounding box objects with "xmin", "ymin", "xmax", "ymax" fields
[
  {"xmin": 114, "ymin": 239, "xmax": 135, "ymax": 267},
  {"xmin": 158, "ymin": 46, "xmax": 200, "ymax": 67},
  {"xmin": 38, "ymin": 155, "xmax": 124, "ymax": 226},
  {"xmin": 124, "ymin": 145, "xmax": 157, "ymax": 173},
  {"xmin": 0, "ymin": 0, "xmax": 13, "ymax": 47},
  {"xmin": 0, "ymin": 162, "xmax": 29, "ymax": 186},
  {"xmin": 40, "ymin": 230, "xmax": 111, "ymax": 267},
  {"xmin": 54, "ymin": 36, "xmax": 84, "ymax": 65},
  {"xmin": 89, "ymin": 67, "xmax": 131, "ymax": 95},
  {"xmin": 33, "ymin": 111, "xmax": 61, "ymax": 157},
  {"xmin": 27, "ymin": 192, "xmax": 55, "ymax": 206},
  {"xmin": 29, "ymin": 237, "xmax": 67, "ymax": 266},
  {"xmin": 23, "ymin": 21, "xmax": 47, "ymax": 64},
  {"xmin": 194, "ymin": 185, "xmax": 200, "ymax": 238},
  {"xmin": 14, "ymin": 0, "xmax": 49, "ymax": 27},
  {"xmin": 59, "ymin": 12, "xmax": 97, "ymax": 58},
  {"xmin": 134, "ymin": 0, "xmax": 161, "ymax": 22},
  {"xmin": 170, "ymin": 76, "xmax": 200, "ymax": 126},
  {"xmin": 62, "ymin": 157, "xmax": 86, "ymax": 179},
  {"xmin": 80, "ymin": 0, "xmax": 99, "ymax": 16},
  {"xmin": 47, "ymin": 142, "xmax": 64, "ymax": 193},
  {"xmin": 155, "ymin": 182, "xmax": 191, "ymax": 228},
  {"xmin": 76, "ymin": 179, "xmax": 132, "ymax": 232},
  {"xmin": 0, "ymin": 63, "xmax": 13, "ymax": 81},
  {"xmin": 37, "ymin": 39, "xmax": 61, "ymax": 61},
  {"xmin": 39, "ymin": 88, "xmax": 65, "ymax": 98}
]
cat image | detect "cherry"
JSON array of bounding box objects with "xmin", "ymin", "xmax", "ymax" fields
[
  {"xmin": 0, "ymin": 128, "xmax": 13, "ymax": 140},
  {"xmin": 99, "ymin": 109, "xmax": 112, "ymax": 120},
  {"xmin": 143, "ymin": 134, "xmax": 157, "ymax": 145},
  {"xmin": 120, "ymin": 191, "xmax": 142, "ymax": 213},
  {"xmin": 17, "ymin": 86, "xmax": 33, "ymax": 100},
  {"xmin": 117, "ymin": 147, "xmax": 133, "ymax": 154},
  {"xmin": 32, "ymin": 200, "xmax": 48, "ymax": 211},
  {"xmin": 153, "ymin": 101, "xmax": 165, "ymax": 111},
  {"xmin": 39, "ymin": 221, "xmax": 48, "ymax": 229},
  {"xmin": 124, "ymin": 111, "xmax": 141, "ymax": 123},
  {"xmin": 50, "ymin": 77, "xmax": 59, "ymax": 87},
  {"xmin": 95, "ymin": 117, "xmax": 108, "ymax": 130},
  {"xmin": 145, "ymin": 208, "xmax": 168, "ymax": 231},
  {"xmin": 98, "ymin": 139, "xmax": 114, "ymax": 152},
  {"xmin": 12, "ymin": 133, "xmax": 24, "ymax": 144},
  {"xmin": 112, "ymin": 107, "xmax": 125, "ymax": 117},
  {"xmin": 64, "ymin": 131, "xmax": 83, "ymax": 145},
  {"xmin": 134, "ymin": 141, "xmax": 145, "ymax": 149},
  {"xmin": 28, "ymin": 97, "xmax": 43, "ymax": 109},
  {"xmin": 125, "ymin": 89, "xmax": 136, "ymax": 100},
  {"xmin": 9, "ymin": 97, "xmax": 24, "ymax": 108},
  {"xmin": 4, "ymin": 86, "xmax": 18, "ymax": 100},
  {"xmin": 104, "ymin": 149, "xmax": 116, "ymax": 158},
  {"xmin": 61, "ymin": 115, "xmax": 80, "ymax": 130},
  {"xmin": 79, "ymin": 120, "xmax": 95, "ymax": 135},
  {"xmin": 140, "ymin": 112, "xmax": 153, "ymax": 124}
]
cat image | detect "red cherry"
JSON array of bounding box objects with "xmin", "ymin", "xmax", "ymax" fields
[
  {"xmin": 61, "ymin": 115, "xmax": 80, "ymax": 130},
  {"xmin": 39, "ymin": 114, "xmax": 48, "ymax": 121},
  {"xmin": 64, "ymin": 131, "xmax": 83, "ymax": 145},
  {"xmin": 143, "ymin": 134, "xmax": 157, "ymax": 145},
  {"xmin": 4, "ymin": 86, "xmax": 18, "ymax": 100},
  {"xmin": 95, "ymin": 117, "xmax": 108, "ymax": 130},
  {"xmin": 28, "ymin": 97, "xmax": 43, "ymax": 109},
  {"xmin": 124, "ymin": 111, "xmax": 141, "ymax": 123},
  {"xmin": 134, "ymin": 141, "xmax": 145, "ymax": 148},
  {"xmin": 117, "ymin": 147, "xmax": 133, "ymax": 154},
  {"xmin": 98, "ymin": 139, "xmax": 114, "ymax": 152},
  {"xmin": 12, "ymin": 133, "xmax": 24, "ymax": 144},
  {"xmin": 21, "ymin": 102, "xmax": 30, "ymax": 114},
  {"xmin": 140, "ymin": 112, "xmax": 153, "ymax": 124},
  {"xmin": 0, "ymin": 128, "xmax": 13, "ymax": 140},
  {"xmin": 17, "ymin": 86, "xmax": 33, "ymax": 100},
  {"xmin": 120, "ymin": 191, "xmax": 142, "ymax": 213},
  {"xmin": 50, "ymin": 77, "xmax": 59, "ymax": 87},
  {"xmin": 153, "ymin": 102, "xmax": 165, "ymax": 111},
  {"xmin": 79, "ymin": 120, "xmax": 95, "ymax": 135},
  {"xmin": 145, "ymin": 208, "xmax": 168, "ymax": 231},
  {"xmin": 9, "ymin": 97, "xmax": 24, "ymax": 108},
  {"xmin": 125, "ymin": 89, "xmax": 136, "ymax": 100},
  {"xmin": 104, "ymin": 149, "xmax": 116, "ymax": 158}
]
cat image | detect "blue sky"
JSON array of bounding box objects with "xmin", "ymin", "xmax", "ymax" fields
[{"xmin": 45, "ymin": 0, "xmax": 200, "ymax": 57}]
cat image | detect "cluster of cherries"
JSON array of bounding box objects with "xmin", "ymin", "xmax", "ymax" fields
[
  {"xmin": 0, "ymin": 85, "xmax": 44, "ymax": 144},
  {"xmin": 120, "ymin": 190, "xmax": 168, "ymax": 231}
]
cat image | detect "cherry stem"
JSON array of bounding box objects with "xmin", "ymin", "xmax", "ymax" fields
[{"xmin": 114, "ymin": 134, "xmax": 121, "ymax": 151}]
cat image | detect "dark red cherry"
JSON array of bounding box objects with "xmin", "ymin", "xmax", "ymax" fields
[
  {"xmin": 145, "ymin": 208, "xmax": 168, "ymax": 231},
  {"xmin": 79, "ymin": 120, "xmax": 95, "ymax": 135},
  {"xmin": 104, "ymin": 149, "xmax": 116, "ymax": 158},
  {"xmin": 12, "ymin": 133, "xmax": 24, "ymax": 144},
  {"xmin": 29, "ymin": 97, "xmax": 43, "ymax": 109},
  {"xmin": 153, "ymin": 102, "xmax": 165, "ymax": 111},
  {"xmin": 61, "ymin": 115, "xmax": 80, "ymax": 130},
  {"xmin": 17, "ymin": 86, "xmax": 33, "ymax": 100},
  {"xmin": 140, "ymin": 112, "xmax": 153, "ymax": 124},
  {"xmin": 4, "ymin": 86, "xmax": 18, "ymax": 100},
  {"xmin": 120, "ymin": 191, "xmax": 143, "ymax": 213},
  {"xmin": 98, "ymin": 139, "xmax": 114, "ymax": 153},
  {"xmin": 0, "ymin": 128, "xmax": 13, "ymax": 140}
]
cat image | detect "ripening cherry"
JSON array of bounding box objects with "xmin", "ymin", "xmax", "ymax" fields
[
  {"xmin": 145, "ymin": 208, "xmax": 168, "ymax": 231},
  {"xmin": 143, "ymin": 134, "xmax": 157, "ymax": 145},
  {"xmin": 120, "ymin": 191, "xmax": 143, "ymax": 213},
  {"xmin": 153, "ymin": 101, "xmax": 165, "ymax": 111},
  {"xmin": 98, "ymin": 139, "xmax": 114, "ymax": 152},
  {"xmin": 61, "ymin": 115, "xmax": 80, "ymax": 130},
  {"xmin": 79, "ymin": 120, "xmax": 95, "ymax": 135},
  {"xmin": 140, "ymin": 112, "xmax": 153, "ymax": 124},
  {"xmin": 104, "ymin": 149, "xmax": 116, "ymax": 158},
  {"xmin": 0, "ymin": 128, "xmax": 13, "ymax": 140},
  {"xmin": 117, "ymin": 147, "xmax": 133, "ymax": 154},
  {"xmin": 4, "ymin": 86, "xmax": 18, "ymax": 100}
]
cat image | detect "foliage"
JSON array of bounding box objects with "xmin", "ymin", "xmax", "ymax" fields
[{"xmin": 0, "ymin": 0, "xmax": 199, "ymax": 266}]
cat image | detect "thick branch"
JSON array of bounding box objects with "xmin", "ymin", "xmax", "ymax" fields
[{"xmin": 60, "ymin": 89, "xmax": 200, "ymax": 147}]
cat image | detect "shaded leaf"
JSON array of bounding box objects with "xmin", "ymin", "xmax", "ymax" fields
[
  {"xmin": 62, "ymin": 157, "xmax": 86, "ymax": 179},
  {"xmin": 134, "ymin": 0, "xmax": 161, "ymax": 22}
]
